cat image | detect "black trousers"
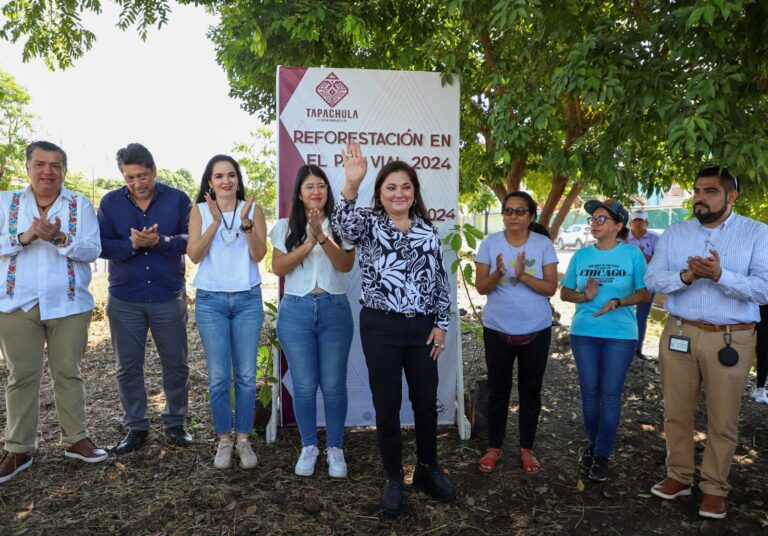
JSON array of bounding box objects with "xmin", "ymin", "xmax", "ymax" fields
[
  {"xmin": 360, "ymin": 307, "xmax": 439, "ymax": 478},
  {"xmin": 483, "ymin": 326, "xmax": 551, "ymax": 450},
  {"xmin": 756, "ymin": 304, "xmax": 768, "ymax": 388}
]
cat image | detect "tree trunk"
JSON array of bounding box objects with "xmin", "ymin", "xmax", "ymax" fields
[
  {"xmin": 492, "ymin": 159, "xmax": 526, "ymax": 203},
  {"xmin": 548, "ymin": 183, "xmax": 582, "ymax": 239},
  {"xmin": 538, "ymin": 174, "xmax": 568, "ymax": 228}
]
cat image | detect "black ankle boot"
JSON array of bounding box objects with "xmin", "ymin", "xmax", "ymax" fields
[
  {"xmin": 382, "ymin": 472, "xmax": 404, "ymax": 517},
  {"xmin": 412, "ymin": 462, "xmax": 457, "ymax": 502}
]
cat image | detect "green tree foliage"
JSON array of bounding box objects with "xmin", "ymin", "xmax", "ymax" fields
[
  {"xmin": 0, "ymin": 0, "xmax": 171, "ymax": 69},
  {"xmin": 0, "ymin": 69, "xmax": 33, "ymax": 191},
  {"xmin": 156, "ymin": 167, "xmax": 197, "ymax": 199},
  {"xmin": 3, "ymin": 1, "xmax": 767, "ymax": 236},
  {"xmin": 233, "ymin": 124, "xmax": 277, "ymax": 219}
]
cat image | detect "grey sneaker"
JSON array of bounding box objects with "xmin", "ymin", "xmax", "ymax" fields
[
  {"xmin": 236, "ymin": 439, "xmax": 257, "ymax": 469},
  {"xmin": 295, "ymin": 445, "xmax": 319, "ymax": 477},
  {"xmin": 213, "ymin": 439, "xmax": 233, "ymax": 470},
  {"xmin": 326, "ymin": 447, "xmax": 348, "ymax": 478}
]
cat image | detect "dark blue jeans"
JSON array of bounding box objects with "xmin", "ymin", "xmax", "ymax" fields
[{"xmin": 569, "ymin": 334, "xmax": 636, "ymax": 458}]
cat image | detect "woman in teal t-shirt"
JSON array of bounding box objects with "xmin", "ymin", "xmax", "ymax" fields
[{"xmin": 560, "ymin": 199, "xmax": 650, "ymax": 482}]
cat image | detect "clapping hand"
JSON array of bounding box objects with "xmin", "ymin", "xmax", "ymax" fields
[
  {"xmin": 307, "ymin": 208, "xmax": 326, "ymax": 243},
  {"xmin": 495, "ymin": 254, "xmax": 506, "ymax": 276},
  {"xmin": 30, "ymin": 215, "xmax": 62, "ymax": 243},
  {"xmin": 515, "ymin": 251, "xmax": 527, "ymax": 280},
  {"xmin": 204, "ymin": 192, "xmax": 221, "ymax": 223},
  {"xmin": 240, "ymin": 195, "xmax": 255, "ymax": 227},
  {"xmin": 584, "ymin": 276, "xmax": 599, "ymax": 301},
  {"xmin": 130, "ymin": 224, "xmax": 159, "ymax": 249},
  {"xmin": 687, "ymin": 248, "xmax": 722, "ymax": 281}
]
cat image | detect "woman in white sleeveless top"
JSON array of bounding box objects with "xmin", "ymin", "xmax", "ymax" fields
[{"xmin": 187, "ymin": 155, "xmax": 267, "ymax": 470}]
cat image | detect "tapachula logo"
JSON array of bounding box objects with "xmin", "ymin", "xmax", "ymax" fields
[{"xmin": 316, "ymin": 72, "xmax": 349, "ymax": 108}]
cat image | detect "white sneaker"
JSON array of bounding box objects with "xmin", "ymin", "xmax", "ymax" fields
[
  {"xmin": 752, "ymin": 387, "xmax": 768, "ymax": 404},
  {"xmin": 294, "ymin": 445, "xmax": 319, "ymax": 477},
  {"xmin": 236, "ymin": 439, "xmax": 257, "ymax": 469},
  {"xmin": 326, "ymin": 447, "xmax": 348, "ymax": 478},
  {"xmin": 214, "ymin": 439, "xmax": 233, "ymax": 469}
]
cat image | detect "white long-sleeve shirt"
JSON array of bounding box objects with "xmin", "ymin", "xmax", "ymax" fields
[{"xmin": 0, "ymin": 186, "xmax": 101, "ymax": 320}]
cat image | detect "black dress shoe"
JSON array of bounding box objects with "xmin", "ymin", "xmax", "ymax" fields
[
  {"xmin": 115, "ymin": 430, "xmax": 148, "ymax": 455},
  {"xmin": 381, "ymin": 474, "xmax": 404, "ymax": 517},
  {"xmin": 412, "ymin": 462, "xmax": 457, "ymax": 503},
  {"xmin": 166, "ymin": 426, "xmax": 192, "ymax": 447}
]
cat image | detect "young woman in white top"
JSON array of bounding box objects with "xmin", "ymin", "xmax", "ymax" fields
[
  {"xmin": 271, "ymin": 165, "xmax": 354, "ymax": 478},
  {"xmin": 187, "ymin": 155, "xmax": 267, "ymax": 470}
]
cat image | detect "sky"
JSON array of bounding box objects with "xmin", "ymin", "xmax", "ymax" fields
[{"xmin": 0, "ymin": 4, "xmax": 260, "ymax": 182}]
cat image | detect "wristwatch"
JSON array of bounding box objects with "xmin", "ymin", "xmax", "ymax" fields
[
  {"xmin": 51, "ymin": 233, "xmax": 66, "ymax": 246},
  {"xmin": 611, "ymin": 297, "xmax": 622, "ymax": 308},
  {"xmin": 679, "ymin": 269, "xmax": 692, "ymax": 286}
]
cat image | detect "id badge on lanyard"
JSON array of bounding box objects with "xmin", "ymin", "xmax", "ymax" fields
[{"xmin": 669, "ymin": 318, "xmax": 690, "ymax": 353}]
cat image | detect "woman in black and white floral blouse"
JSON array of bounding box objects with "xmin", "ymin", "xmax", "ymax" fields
[{"xmin": 331, "ymin": 141, "xmax": 455, "ymax": 518}]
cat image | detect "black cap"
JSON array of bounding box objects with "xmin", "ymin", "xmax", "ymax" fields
[{"xmin": 584, "ymin": 199, "xmax": 629, "ymax": 225}]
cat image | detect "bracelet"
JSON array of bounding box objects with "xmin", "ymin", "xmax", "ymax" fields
[
  {"xmin": 239, "ymin": 220, "xmax": 254, "ymax": 233},
  {"xmin": 679, "ymin": 269, "xmax": 691, "ymax": 286},
  {"xmin": 317, "ymin": 235, "xmax": 328, "ymax": 245}
]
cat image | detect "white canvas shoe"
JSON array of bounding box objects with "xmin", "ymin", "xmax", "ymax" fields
[
  {"xmin": 214, "ymin": 439, "xmax": 233, "ymax": 469},
  {"xmin": 294, "ymin": 445, "xmax": 319, "ymax": 477},
  {"xmin": 236, "ymin": 439, "xmax": 258, "ymax": 469},
  {"xmin": 326, "ymin": 447, "xmax": 348, "ymax": 478}
]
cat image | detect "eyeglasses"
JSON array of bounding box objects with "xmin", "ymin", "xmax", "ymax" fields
[
  {"xmin": 502, "ymin": 207, "xmax": 529, "ymax": 216},
  {"xmin": 587, "ymin": 215, "xmax": 611, "ymax": 226}
]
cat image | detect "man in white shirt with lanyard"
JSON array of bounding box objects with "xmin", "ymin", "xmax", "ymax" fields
[
  {"xmin": 644, "ymin": 166, "xmax": 768, "ymax": 519},
  {"xmin": 0, "ymin": 141, "xmax": 107, "ymax": 485}
]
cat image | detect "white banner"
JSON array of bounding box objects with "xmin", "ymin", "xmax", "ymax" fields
[{"xmin": 276, "ymin": 66, "xmax": 461, "ymax": 427}]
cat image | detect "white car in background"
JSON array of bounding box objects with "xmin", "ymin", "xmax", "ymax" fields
[{"xmin": 556, "ymin": 224, "xmax": 595, "ymax": 249}]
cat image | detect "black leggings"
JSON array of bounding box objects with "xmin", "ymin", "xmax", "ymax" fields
[
  {"xmin": 755, "ymin": 304, "xmax": 768, "ymax": 388},
  {"xmin": 483, "ymin": 326, "xmax": 551, "ymax": 450}
]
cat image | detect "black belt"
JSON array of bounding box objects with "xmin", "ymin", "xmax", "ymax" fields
[{"xmin": 365, "ymin": 307, "xmax": 430, "ymax": 319}]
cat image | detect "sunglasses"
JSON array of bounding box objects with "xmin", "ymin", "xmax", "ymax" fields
[{"xmin": 502, "ymin": 207, "xmax": 529, "ymax": 216}]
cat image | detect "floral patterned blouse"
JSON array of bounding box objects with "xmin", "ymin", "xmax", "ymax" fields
[{"xmin": 331, "ymin": 195, "xmax": 451, "ymax": 331}]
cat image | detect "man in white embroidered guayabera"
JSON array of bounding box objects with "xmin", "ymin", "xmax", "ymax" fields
[
  {"xmin": 0, "ymin": 141, "xmax": 107, "ymax": 486},
  {"xmin": 645, "ymin": 166, "xmax": 768, "ymax": 520}
]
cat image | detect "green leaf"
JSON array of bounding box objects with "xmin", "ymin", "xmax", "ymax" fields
[
  {"xmin": 450, "ymin": 233, "xmax": 462, "ymax": 252},
  {"xmin": 465, "ymin": 232, "xmax": 477, "ymax": 249}
]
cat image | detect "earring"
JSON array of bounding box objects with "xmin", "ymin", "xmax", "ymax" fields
[{"xmin": 375, "ymin": 199, "xmax": 382, "ymax": 207}]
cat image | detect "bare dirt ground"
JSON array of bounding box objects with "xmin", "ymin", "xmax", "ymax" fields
[{"xmin": 0, "ymin": 278, "xmax": 766, "ymax": 535}]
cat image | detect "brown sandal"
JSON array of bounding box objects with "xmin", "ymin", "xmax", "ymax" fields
[
  {"xmin": 519, "ymin": 448, "xmax": 541, "ymax": 475},
  {"xmin": 478, "ymin": 448, "xmax": 502, "ymax": 473}
]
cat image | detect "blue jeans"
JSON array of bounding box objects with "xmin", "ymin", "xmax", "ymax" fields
[
  {"xmin": 569, "ymin": 334, "xmax": 636, "ymax": 458},
  {"xmin": 195, "ymin": 286, "xmax": 264, "ymax": 435},
  {"xmin": 635, "ymin": 294, "xmax": 654, "ymax": 352},
  {"xmin": 276, "ymin": 292, "xmax": 353, "ymax": 448}
]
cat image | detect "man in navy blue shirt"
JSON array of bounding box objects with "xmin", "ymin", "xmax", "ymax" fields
[{"xmin": 98, "ymin": 143, "xmax": 193, "ymax": 454}]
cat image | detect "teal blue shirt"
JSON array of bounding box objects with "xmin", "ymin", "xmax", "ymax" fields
[{"xmin": 562, "ymin": 242, "xmax": 647, "ymax": 340}]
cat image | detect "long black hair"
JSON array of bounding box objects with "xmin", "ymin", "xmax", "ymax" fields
[
  {"xmin": 194, "ymin": 155, "xmax": 246, "ymax": 203},
  {"xmin": 285, "ymin": 165, "xmax": 341, "ymax": 252},
  {"xmin": 372, "ymin": 160, "xmax": 430, "ymax": 223}
]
